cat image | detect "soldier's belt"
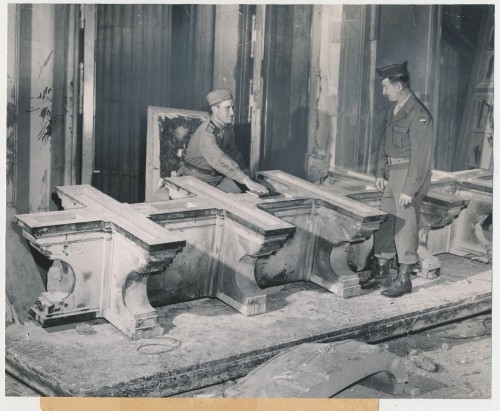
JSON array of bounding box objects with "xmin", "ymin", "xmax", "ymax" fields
[
  {"xmin": 183, "ymin": 162, "xmax": 220, "ymax": 177},
  {"xmin": 387, "ymin": 157, "xmax": 409, "ymax": 165}
]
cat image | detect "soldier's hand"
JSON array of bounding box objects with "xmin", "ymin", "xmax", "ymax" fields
[
  {"xmin": 243, "ymin": 177, "xmax": 269, "ymax": 194},
  {"xmin": 399, "ymin": 193, "xmax": 413, "ymax": 207},
  {"xmin": 375, "ymin": 178, "xmax": 386, "ymax": 192}
]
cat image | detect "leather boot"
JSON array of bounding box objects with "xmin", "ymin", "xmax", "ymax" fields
[
  {"xmin": 381, "ymin": 263, "xmax": 412, "ymax": 297},
  {"xmin": 410, "ymin": 261, "xmax": 421, "ymax": 276},
  {"xmin": 360, "ymin": 258, "xmax": 392, "ymax": 289}
]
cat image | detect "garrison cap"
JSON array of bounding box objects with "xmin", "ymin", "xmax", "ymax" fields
[
  {"xmin": 207, "ymin": 88, "xmax": 233, "ymax": 106},
  {"xmin": 376, "ymin": 61, "xmax": 409, "ymax": 80}
]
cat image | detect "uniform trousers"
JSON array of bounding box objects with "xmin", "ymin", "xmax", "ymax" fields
[
  {"xmin": 215, "ymin": 177, "xmax": 243, "ymax": 193},
  {"xmin": 178, "ymin": 163, "xmax": 243, "ymax": 194},
  {"xmin": 374, "ymin": 165, "xmax": 430, "ymax": 265}
]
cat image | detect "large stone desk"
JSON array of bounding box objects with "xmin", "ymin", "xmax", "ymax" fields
[
  {"xmin": 323, "ymin": 167, "xmax": 471, "ymax": 278},
  {"xmin": 14, "ymin": 170, "xmax": 390, "ymax": 340},
  {"xmin": 230, "ymin": 170, "xmax": 387, "ymax": 297},
  {"xmin": 9, "ymin": 176, "xmax": 492, "ymax": 396},
  {"xmin": 15, "ymin": 185, "xmax": 186, "ymax": 339}
]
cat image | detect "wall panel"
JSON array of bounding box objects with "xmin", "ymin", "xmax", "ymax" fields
[
  {"xmin": 92, "ymin": 5, "xmax": 217, "ymax": 203},
  {"xmin": 261, "ymin": 5, "xmax": 312, "ymax": 178},
  {"xmin": 93, "ymin": 5, "xmax": 173, "ymax": 203}
]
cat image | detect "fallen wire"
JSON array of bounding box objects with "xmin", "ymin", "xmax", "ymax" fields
[
  {"xmin": 137, "ymin": 336, "xmax": 182, "ymax": 355},
  {"xmin": 437, "ymin": 333, "xmax": 491, "ymax": 340},
  {"xmin": 434, "ymin": 317, "xmax": 492, "ymax": 340}
]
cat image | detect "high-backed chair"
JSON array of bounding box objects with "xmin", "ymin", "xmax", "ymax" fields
[{"xmin": 146, "ymin": 106, "xmax": 209, "ymax": 201}]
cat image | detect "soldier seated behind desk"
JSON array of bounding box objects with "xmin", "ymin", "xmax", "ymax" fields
[{"xmin": 177, "ymin": 88, "xmax": 268, "ymax": 195}]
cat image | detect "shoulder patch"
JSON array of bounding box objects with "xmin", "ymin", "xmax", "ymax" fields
[{"xmin": 206, "ymin": 121, "xmax": 217, "ymax": 134}]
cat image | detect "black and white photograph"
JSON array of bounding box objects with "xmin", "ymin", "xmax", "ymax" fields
[{"xmin": 2, "ymin": 2, "xmax": 497, "ymax": 410}]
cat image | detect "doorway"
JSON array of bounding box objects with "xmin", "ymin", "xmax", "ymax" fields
[{"xmin": 259, "ymin": 5, "xmax": 312, "ymax": 178}]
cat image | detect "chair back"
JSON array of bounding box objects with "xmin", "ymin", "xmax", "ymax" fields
[{"xmin": 146, "ymin": 106, "xmax": 209, "ymax": 200}]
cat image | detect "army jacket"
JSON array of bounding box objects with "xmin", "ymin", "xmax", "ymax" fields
[
  {"xmin": 181, "ymin": 116, "xmax": 249, "ymax": 185},
  {"xmin": 376, "ymin": 93, "xmax": 434, "ymax": 197}
]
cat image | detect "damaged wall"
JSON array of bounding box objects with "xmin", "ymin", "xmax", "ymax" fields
[
  {"xmin": 336, "ymin": 5, "xmax": 379, "ymax": 174},
  {"xmin": 213, "ymin": 4, "xmax": 240, "ymax": 93},
  {"xmin": 307, "ymin": 5, "xmax": 441, "ymax": 178},
  {"xmin": 11, "ymin": 3, "xmax": 79, "ymax": 213},
  {"xmin": 9, "ymin": 4, "xmax": 491, "ymax": 208},
  {"xmin": 306, "ymin": 4, "xmax": 379, "ymax": 179},
  {"xmin": 373, "ymin": 5, "xmax": 440, "ymax": 174},
  {"xmin": 306, "ymin": 4, "xmax": 342, "ymax": 182},
  {"xmin": 7, "ymin": 5, "xmax": 18, "ymax": 207},
  {"xmin": 17, "ymin": 4, "xmax": 55, "ymax": 213}
]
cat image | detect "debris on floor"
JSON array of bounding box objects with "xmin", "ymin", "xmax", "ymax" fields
[
  {"xmin": 75, "ymin": 323, "xmax": 97, "ymax": 336},
  {"xmin": 407, "ymin": 350, "xmax": 439, "ymax": 373}
]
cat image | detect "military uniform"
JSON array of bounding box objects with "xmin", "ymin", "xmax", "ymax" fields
[
  {"xmin": 177, "ymin": 117, "xmax": 250, "ymax": 192},
  {"xmin": 374, "ymin": 93, "xmax": 434, "ymax": 264}
]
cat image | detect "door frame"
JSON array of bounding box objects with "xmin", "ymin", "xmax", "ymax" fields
[
  {"xmin": 81, "ymin": 4, "xmax": 96, "ymax": 185},
  {"xmin": 249, "ymin": 5, "xmax": 266, "ymax": 173}
]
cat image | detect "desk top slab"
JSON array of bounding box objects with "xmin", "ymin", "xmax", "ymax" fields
[{"xmin": 17, "ymin": 184, "xmax": 185, "ymax": 253}]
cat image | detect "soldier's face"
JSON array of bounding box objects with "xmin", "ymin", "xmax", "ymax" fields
[
  {"xmin": 213, "ymin": 99, "xmax": 235, "ymax": 124},
  {"xmin": 381, "ymin": 79, "xmax": 401, "ymax": 102}
]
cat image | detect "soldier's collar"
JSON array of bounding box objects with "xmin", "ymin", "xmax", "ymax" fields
[
  {"xmin": 397, "ymin": 93, "xmax": 418, "ymax": 115},
  {"xmin": 396, "ymin": 91, "xmax": 412, "ymax": 108},
  {"xmin": 210, "ymin": 116, "xmax": 227, "ymax": 130}
]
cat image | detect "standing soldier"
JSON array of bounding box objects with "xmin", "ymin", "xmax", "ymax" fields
[{"xmin": 361, "ymin": 61, "xmax": 434, "ymax": 297}]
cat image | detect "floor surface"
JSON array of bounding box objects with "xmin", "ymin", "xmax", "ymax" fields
[{"xmin": 5, "ymin": 253, "xmax": 492, "ymax": 397}]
